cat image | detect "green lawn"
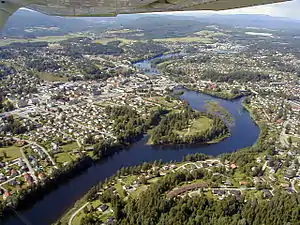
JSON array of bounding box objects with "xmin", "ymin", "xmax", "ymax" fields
[
  {"xmin": 291, "ymin": 136, "xmax": 300, "ymax": 143},
  {"xmin": 72, "ymin": 211, "xmax": 85, "ymax": 225},
  {"xmin": 131, "ymin": 185, "xmax": 148, "ymax": 198},
  {"xmin": 123, "ymin": 175, "xmax": 137, "ymax": 185},
  {"xmin": 55, "ymin": 152, "xmax": 74, "ymax": 164},
  {"xmin": 37, "ymin": 72, "xmax": 68, "ymax": 82},
  {"xmin": 62, "ymin": 142, "xmax": 79, "ymax": 152},
  {"xmin": 176, "ymin": 116, "xmax": 213, "ymax": 136},
  {"xmin": 0, "ymin": 145, "xmax": 21, "ymax": 162}
]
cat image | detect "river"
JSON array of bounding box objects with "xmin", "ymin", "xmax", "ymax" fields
[{"xmin": 5, "ymin": 55, "xmax": 260, "ymax": 225}]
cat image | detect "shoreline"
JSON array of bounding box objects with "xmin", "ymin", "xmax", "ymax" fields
[{"xmin": 2, "ymin": 91, "xmax": 259, "ymax": 225}]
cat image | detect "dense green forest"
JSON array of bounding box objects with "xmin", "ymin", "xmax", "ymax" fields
[
  {"xmin": 104, "ymin": 106, "xmax": 167, "ymax": 144},
  {"xmin": 150, "ymin": 107, "xmax": 229, "ymax": 144},
  {"xmin": 80, "ymin": 163, "xmax": 300, "ymax": 225},
  {"xmin": 202, "ymin": 70, "xmax": 270, "ymax": 83},
  {"xmin": 1, "ymin": 115, "xmax": 33, "ymax": 135}
]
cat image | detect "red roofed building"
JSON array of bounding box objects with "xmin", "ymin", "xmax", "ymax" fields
[
  {"xmin": 230, "ymin": 164, "xmax": 238, "ymax": 169},
  {"xmin": 3, "ymin": 191, "xmax": 11, "ymax": 200}
]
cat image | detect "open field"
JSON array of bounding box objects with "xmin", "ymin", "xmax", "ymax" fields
[
  {"xmin": 55, "ymin": 152, "xmax": 74, "ymax": 164},
  {"xmin": 0, "ymin": 145, "xmax": 21, "ymax": 161},
  {"xmin": 153, "ymin": 36, "xmax": 214, "ymax": 44},
  {"xmin": 93, "ymin": 38, "xmax": 133, "ymax": 45},
  {"xmin": 195, "ymin": 30, "xmax": 227, "ymax": 37},
  {"xmin": 37, "ymin": 72, "xmax": 68, "ymax": 82},
  {"xmin": 0, "ymin": 33, "xmax": 87, "ymax": 46},
  {"xmin": 176, "ymin": 116, "xmax": 213, "ymax": 136},
  {"xmin": 61, "ymin": 142, "xmax": 79, "ymax": 152}
]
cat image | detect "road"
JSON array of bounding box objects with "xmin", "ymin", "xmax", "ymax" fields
[
  {"xmin": 0, "ymin": 173, "xmax": 25, "ymax": 189},
  {"xmin": 13, "ymin": 137, "xmax": 57, "ymax": 168},
  {"xmin": 20, "ymin": 146, "xmax": 38, "ymax": 182},
  {"xmin": 31, "ymin": 142, "xmax": 57, "ymax": 168},
  {"xmin": 176, "ymin": 160, "xmax": 221, "ymax": 171},
  {"xmin": 291, "ymin": 179, "xmax": 298, "ymax": 193},
  {"xmin": 280, "ymin": 120, "xmax": 290, "ymax": 148},
  {"xmin": 68, "ymin": 202, "xmax": 89, "ymax": 225}
]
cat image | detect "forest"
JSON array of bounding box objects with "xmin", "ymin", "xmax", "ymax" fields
[
  {"xmin": 126, "ymin": 41, "xmax": 169, "ymax": 61},
  {"xmin": 79, "ymin": 160, "xmax": 299, "ymax": 225},
  {"xmin": 201, "ymin": 70, "xmax": 270, "ymax": 83},
  {"xmin": 0, "ymin": 115, "xmax": 34, "ymax": 135},
  {"xmin": 150, "ymin": 107, "xmax": 229, "ymax": 145},
  {"xmin": 60, "ymin": 39, "xmax": 124, "ymax": 57}
]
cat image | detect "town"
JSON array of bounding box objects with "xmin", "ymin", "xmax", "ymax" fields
[{"xmin": 0, "ymin": 18, "xmax": 300, "ymax": 225}]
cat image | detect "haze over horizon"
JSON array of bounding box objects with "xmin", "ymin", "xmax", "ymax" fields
[{"xmin": 150, "ymin": 0, "xmax": 300, "ymax": 20}]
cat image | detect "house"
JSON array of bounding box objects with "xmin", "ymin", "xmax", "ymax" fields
[
  {"xmin": 98, "ymin": 204, "xmax": 109, "ymax": 212},
  {"xmin": 239, "ymin": 181, "xmax": 249, "ymax": 186},
  {"xmin": 228, "ymin": 190, "xmax": 241, "ymax": 196},
  {"xmin": 38, "ymin": 172, "xmax": 46, "ymax": 181},
  {"xmin": 10, "ymin": 169, "xmax": 18, "ymax": 177},
  {"xmin": 230, "ymin": 164, "xmax": 238, "ymax": 169},
  {"xmin": 3, "ymin": 191, "xmax": 11, "ymax": 200},
  {"xmin": 262, "ymin": 189, "xmax": 272, "ymax": 198},
  {"xmin": 212, "ymin": 190, "xmax": 225, "ymax": 196},
  {"xmin": 106, "ymin": 216, "xmax": 115, "ymax": 225},
  {"xmin": 85, "ymin": 146, "xmax": 94, "ymax": 151}
]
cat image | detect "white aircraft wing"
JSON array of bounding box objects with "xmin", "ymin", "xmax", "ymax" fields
[{"xmin": 0, "ymin": 0, "xmax": 291, "ymax": 30}]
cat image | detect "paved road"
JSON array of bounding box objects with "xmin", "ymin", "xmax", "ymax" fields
[
  {"xmin": 20, "ymin": 146, "xmax": 38, "ymax": 182},
  {"xmin": 68, "ymin": 202, "xmax": 89, "ymax": 225},
  {"xmin": 31, "ymin": 142, "xmax": 57, "ymax": 168},
  {"xmin": 13, "ymin": 137, "xmax": 57, "ymax": 168},
  {"xmin": 0, "ymin": 173, "xmax": 25, "ymax": 188},
  {"xmin": 280, "ymin": 121, "xmax": 290, "ymax": 148},
  {"xmin": 291, "ymin": 179, "xmax": 298, "ymax": 193}
]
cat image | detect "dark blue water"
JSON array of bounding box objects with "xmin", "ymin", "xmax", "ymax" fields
[
  {"xmin": 134, "ymin": 53, "xmax": 183, "ymax": 74},
  {"xmin": 5, "ymin": 55, "xmax": 260, "ymax": 225}
]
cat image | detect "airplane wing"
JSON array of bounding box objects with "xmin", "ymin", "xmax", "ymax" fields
[{"xmin": 0, "ymin": 0, "xmax": 291, "ymax": 30}]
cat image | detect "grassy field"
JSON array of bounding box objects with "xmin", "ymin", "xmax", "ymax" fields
[
  {"xmin": 153, "ymin": 36, "xmax": 214, "ymax": 44},
  {"xmin": 37, "ymin": 72, "xmax": 68, "ymax": 82},
  {"xmin": 55, "ymin": 152, "xmax": 74, "ymax": 164},
  {"xmin": 62, "ymin": 142, "xmax": 79, "ymax": 152},
  {"xmin": 146, "ymin": 96, "xmax": 179, "ymax": 110},
  {"xmin": 93, "ymin": 38, "xmax": 133, "ymax": 45},
  {"xmin": 0, "ymin": 33, "xmax": 87, "ymax": 46},
  {"xmin": 195, "ymin": 30, "xmax": 227, "ymax": 37},
  {"xmin": 176, "ymin": 116, "xmax": 213, "ymax": 136},
  {"xmin": 0, "ymin": 145, "xmax": 21, "ymax": 161},
  {"xmin": 291, "ymin": 136, "xmax": 300, "ymax": 144}
]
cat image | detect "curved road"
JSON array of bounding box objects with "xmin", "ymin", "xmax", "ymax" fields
[{"xmin": 68, "ymin": 202, "xmax": 89, "ymax": 225}]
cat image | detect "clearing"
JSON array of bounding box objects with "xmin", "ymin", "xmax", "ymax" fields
[
  {"xmin": 176, "ymin": 116, "xmax": 213, "ymax": 136},
  {"xmin": 37, "ymin": 72, "xmax": 68, "ymax": 82},
  {"xmin": 0, "ymin": 145, "xmax": 21, "ymax": 161}
]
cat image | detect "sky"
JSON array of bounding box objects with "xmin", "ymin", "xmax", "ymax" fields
[
  {"xmin": 159, "ymin": 0, "xmax": 300, "ymax": 20},
  {"xmin": 221, "ymin": 0, "xmax": 300, "ymax": 19}
]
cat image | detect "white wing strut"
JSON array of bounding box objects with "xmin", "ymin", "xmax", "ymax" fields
[
  {"xmin": 0, "ymin": 0, "xmax": 28, "ymax": 30},
  {"xmin": 0, "ymin": 0, "xmax": 291, "ymax": 31}
]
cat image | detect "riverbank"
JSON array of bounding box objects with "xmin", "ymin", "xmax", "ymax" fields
[
  {"xmin": 0, "ymin": 156, "xmax": 93, "ymax": 223},
  {"xmin": 3, "ymin": 89, "xmax": 260, "ymax": 225},
  {"xmin": 197, "ymin": 88, "xmax": 250, "ymax": 101}
]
